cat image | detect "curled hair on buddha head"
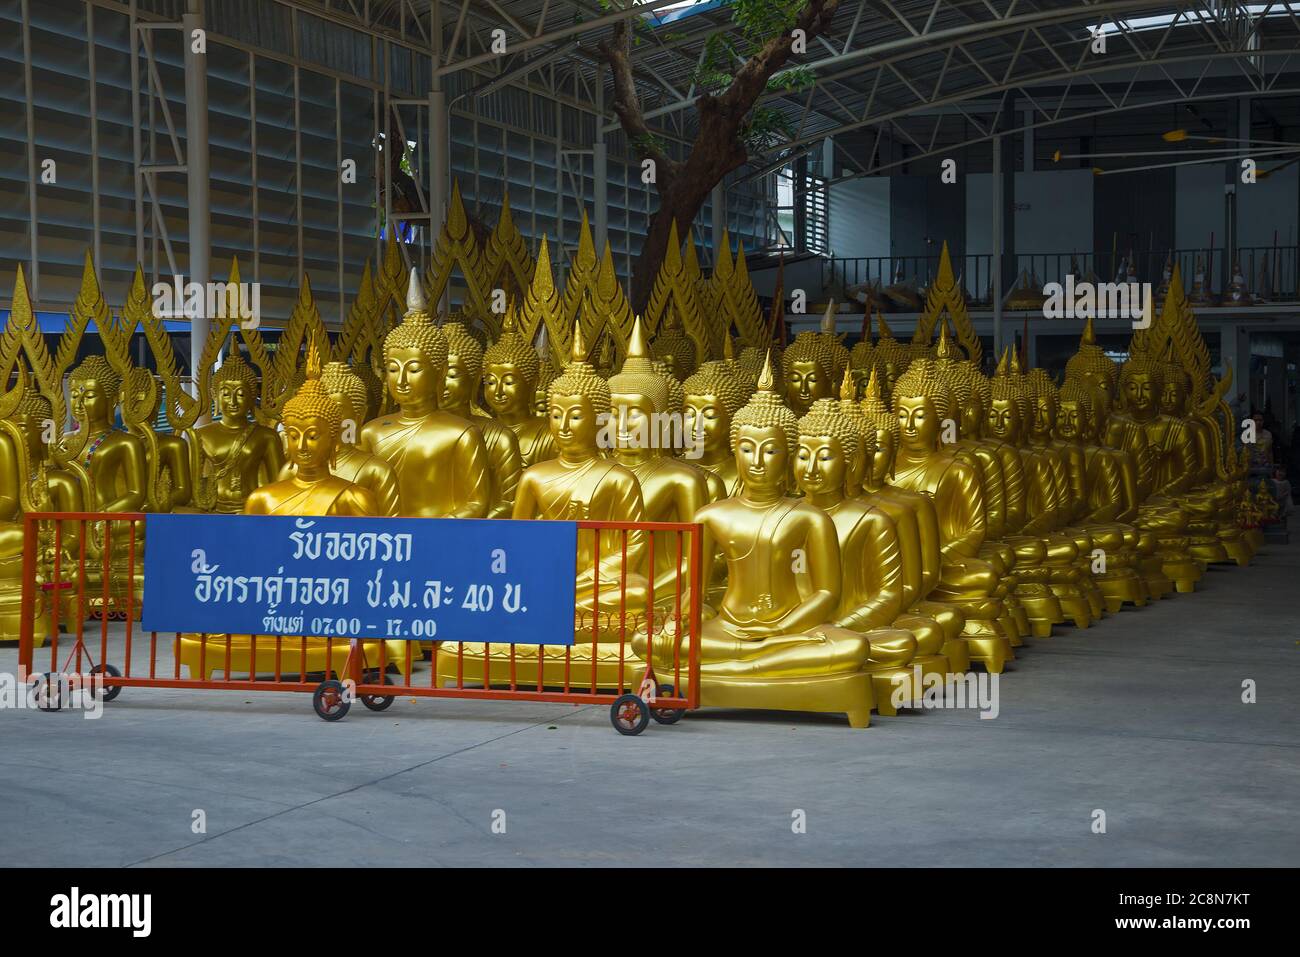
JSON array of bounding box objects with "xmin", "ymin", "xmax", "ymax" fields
[
  {"xmin": 1119, "ymin": 348, "xmax": 1165, "ymax": 396},
  {"xmin": 383, "ymin": 268, "xmax": 449, "ymax": 368},
  {"xmin": 549, "ymin": 319, "xmax": 611, "ymax": 416},
  {"xmin": 651, "ymin": 316, "xmax": 697, "ymax": 377},
  {"xmin": 1057, "ymin": 379, "xmax": 1094, "ymax": 419},
  {"xmin": 892, "ymin": 357, "xmax": 953, "ymax": 420},
  {"xmin": 683, "ymin": 361, "xmax": 748, "ymax": 417},
  {"xmin": 442, "ymin": 321, "xmax": 485, "ymax": 382},
  {"xmin": 320, "ymin": 361, "xmax": 369, "ymax": 423},
  {"xmin": 284, "ymin": 339, "xmax": 342, "ymax": 457},
  {"xmin": 799, "ymin": 398, "xmax": 860, "ymax": 462},
  {"xmin": 69, "ymin": 354, "xmax": 123, "ymax": 407},
  {"xmin": 730, "ymin": 351, "xmax": 799, "ymax": 455},
  {"xmin": 608, "ymin": 316, "xmax": 670, "ymax": 413},
  {"xmin": 783, "ymin": 329, "xmax": 836, "ymax": 382},
  {"xmin": 1026, "ymin": 367, "xmax": 1059, "ymax": 407},
  {"xmin": 211, "ymin": 352, "xmax": 257, "ymax": 403},
  {"xmin": 483, "ymin": 301, "xmax": 541, "ymax": 385},
  {"xmin": 1064, "ymin": 315, "xmax": 1118, "ymax": 386}
]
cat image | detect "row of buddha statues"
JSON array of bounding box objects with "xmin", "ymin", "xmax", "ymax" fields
[{"xmin": 0, "ymin": 205, "xmax": 1262, "ymax": 726}]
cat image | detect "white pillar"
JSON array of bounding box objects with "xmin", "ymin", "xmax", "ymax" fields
[
  {"xmin": 992, "ymin": 135, "xmax": 1004, "ymax": 357},
  {"xmin": 183, "ymin": 1, "xmax": 209, "ymax": 399}
]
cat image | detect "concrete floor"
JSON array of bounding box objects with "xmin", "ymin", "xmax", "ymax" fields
[{"xmin": 1, "ymin": 534, "xmax": 1297, "ymax": 868}]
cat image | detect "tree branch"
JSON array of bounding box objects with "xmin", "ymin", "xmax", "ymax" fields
[
  {"xmin": 720, "ymin": 0, "xmax": 842, "ymax": 120},
  {"xmin": 597, "ymin": 17, "xmax": 680, "ymax": 188}
]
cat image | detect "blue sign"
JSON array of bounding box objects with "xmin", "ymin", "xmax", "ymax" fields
[{"xmin": 141, "ymin": 514, "xmax": 578, "ymax": 644}]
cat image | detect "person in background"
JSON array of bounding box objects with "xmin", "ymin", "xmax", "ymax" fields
[{"xmin": 1271, "ymin": 464, "xmax": 1294, "ymax": 520}]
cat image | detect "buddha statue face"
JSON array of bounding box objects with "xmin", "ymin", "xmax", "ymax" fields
[
  {"xmin": 441, "ymin": 350, "xmax": 476, "ymax": 410},
  {"xmin": 795, "ymin": 434, "xmax": 849, "ymax": 499},
  {"xmin": 1032, "ymin": 392, "xmax": 1057, "ymax": 438},
  {"xmin": 483, "ymin": 360, "xmax": 531, "ymax": 417},
  {"xmin": 217, "ymin": 378, "xmax": 253, "ymax": 422},
  {"xmin": 532, "ymin": 384, "xmax": 550, "ymax": 418},
  {"xmin": 896, "ymin": 395, "xmax": 940, "ymax": 452},
  {"xmin": 1122, "ymin": 369, "xmax": 1157, "ymax": 418},
  {"xmin": 69, "ymin": 375, "xmax": 114, "ymax": 429},
  {"xmin": 609, "ymin": 390, "xmax": 655, "ymax": 451},
  {"xmin": 866, "ymin": 426, "xmax": 895, "ymax": 486},
  {"xmin": 282, "ymin": 410, "xmax": 333, "ymax": 472},
  {"xmin": 1056, "ymin": 399, "xmax": 1085, "ymax": 441},
  {"xmin": 386, "ymin": 345, "xmax": 443, "ymax": 410},
  {"xmin": 1160, "ymin": 375, "xmax": 1188, "ymax": 417},
  {"xmin": 734, "ymin": 424, "xmax": 788, "ymax": 495},
  {"xmin": 683, "ymin": 392, "xmax": 729, "ymax": 455},
  {"xmin": 549, "ymin": 393, "xmax": 599, "ymax": 457},
  {"xmin": 786, "ymin": 360, "xmax": 829, "ymax": 416},
  {"xmin": 16, "ymin": 403, "xmax": 50, "ymax": 462},
  {"xmin": 959, "ymin": 393, "xmax": 984, "ymax": 438},
  {"xmin": 987, "ymin": 397, "xmax": 1021, "ymax": 444}
]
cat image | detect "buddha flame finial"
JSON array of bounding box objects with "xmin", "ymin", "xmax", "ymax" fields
[
  {"xmin": 995, "ymin": 346, "xmax": 1010, "ymax": 377},
  {"xmin": 865, "ymin": 365, "xmax": 882, "ymax": 404},
  {"xmin": 1080, "ymin": 314, "xmax": 1097, "ymax": 346},
  {"xmin": 571, "ymin": 318, "xmax": 588, "ymax": 363},
  {"xmin": 757, "ymin": 349, "xmax": 775, "ymax": 392},
  {"xmin": 936, "ymin": 320, "xmax": 954, "ymax": 359},
  {"xmin": 821, "ymin": 300, "xmax": 837, "ymax": 335},
  {"xmin": 628, "ymin": 314, "xmax": 649, "ymax": 359},
  {"xmin": 406, "ymin": 267, "xmax": 427, "ymax": 314},
  {"xmin": 839, "ymin": 365, "xmax": 854, "ymax": 402}
]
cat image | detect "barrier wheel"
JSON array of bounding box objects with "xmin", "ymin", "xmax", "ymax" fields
[
  {"xmin": 33, "ymin": 673, "xmax": 63, "ymax": 711},
  {"xmin": 313, "ymin": 680, "xmax": 350, "ymax": 722},
  {"xmin": 360, "ymin": 674, "xmax": 395, "ymax": 712},
  {"xmin": 90, "ymin": 663, "xmax": 122, "ymax": 702},
  {"xmin": 611, "ymin": 694, "xmax": 650, "ymax": 736},
  {"xmin": 650, "ymin": 683, "xmax": 685, "ymax": 725}
]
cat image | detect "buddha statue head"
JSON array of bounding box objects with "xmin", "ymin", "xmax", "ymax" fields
[
  {"xmin": 1026, "ymin": 368, "xmax": 1060, "ymax": 441},
  {"xmin": 683, "ymin": 361, "xmax": 748, "ymax": 459},
  {"xmin": 796, "ymin": 395, "xmax": 861, "ymax": 503},
  {"xmin": 859, "ymin": 366, "xmax": 899, "ymax": 486},
  {"xmin": 738, "ymin": 344, "xmax": 780, "ymax": 389},
  {"xmin": 319, "ymin": 361, "xmax": 369, "ymax": 444},
  {"xmin": 483, "ymin": 304, "xmax": 542, "ymax": 421},
  {"xmin": 441, "ymin": 321, "xmax": 484, "ymax": 414},
  {"xmin": 69, "ymin": 355, "xmax": 122, "ymax": 431},
  {"xmin": 872, "ymin": 312, "xmax": 912, "ymax": 395},
  {"xmin": 849, "ymin": 307, "xmax": 874, "ymax": 392},
  {"xmin": 1055, "ymin": 379, "xmax": 1094, "ymax": 443},
  {"xmin": 782, "ymin": 330, "xmax": 837, "ymax": 416},
  {"xmin": 1064, "ymin": 316, "xmax": 1118, "ymax": 408},
  {"xmin": 892, "ymin": 358, "xmax": 953, "ymax": 455},
  {"xmin": 651, "ymin": 358, "xmax": 686, "ymax": 415},
  {"xmin": 14, "ymin": 376, "xmax": 53, "ymax": 463},
  {"xmin": 119, "ymin": 367, "xmax": 160, "ymax": 428},
  {"xmin": 608, "ymin": 317, "xmax": 670, "ymax": 453},
  {"xmin": 730, "ymin": 354, "xmax": 799, "ymax": 497},
  {"xmin": 987, "ymin": 351, "xmax": 1030, "ymax": 445},
  {"xmin": 1118, "ymin": 349, "xmax": 1163, "ymax": 421},
  {"xmin": 210, "ymin": 353, "xmax": 258, "ymax": 424},
  {"xmin": 1158, "ymin": 341, "xmax": 1192, "ymax": 417},
  {"xmin": 535, "ymin": 356, "xmax": 559, "ymax": 419},
  {"xmin": 282, "ymin": 342, "xmax": 341, "ymax": 476},
  {"xmin": 548, "ymin": 322, "xmax": 611, "ymax": 461},
  {"xmin": 651, "ymin": 311, "xmax": 697, "ymax": 380},
  {"xmin": 382, "ymin": 268, "xmax": 449, "ymax": 415}
]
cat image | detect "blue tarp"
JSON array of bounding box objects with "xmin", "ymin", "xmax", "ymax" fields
[{"xmin": 0, "ymin": 310, "xmax": 192, "ymax": 334}]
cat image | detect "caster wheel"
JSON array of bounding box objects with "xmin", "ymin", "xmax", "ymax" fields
[
  {"xmin": 313, "ymin": 679, "xmax": 351, "ymax": 721},
  {"xmin": 361, "ymin": 674, "xmax": 395, "ymax": 712},
  {"xmin": 610, "ymin": 693, "xmax": 650, "ymax": 736},
  {"xmin": 90, "ymin": 663, "xmax": 122, "ymax": 702},
  {"xmin": 650, "ymin": 684, "xmax": 685, "ymax": 725},
  {"xmin": 32, "ymin": 673, "xmax": 64, "ymax": 711}
]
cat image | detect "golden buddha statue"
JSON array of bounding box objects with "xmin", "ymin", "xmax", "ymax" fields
[
  {"xmin": 608, "ymin": 317, "xmax": 710, "ymax": 598},
  {"xmin": 857, "ymin": 366, "xmax": 969, "ymax": 671},
  {"xmin": 889, "ymin": 358, "xmax": 1012, "ymax": 672},
  {"xmin": 439, "ymin": 322, "xmax": 649, "ymax": 689},
  {"xmin": 796, "ymin": 395, "xmax": 947, "ymax": 712},
  {"xmin": 193, "ymin": 353, "xmax": 285, "ymax": 514},
  {"xmin": 120, "ymin": 368, "xmax": 192, "ymax": 511},
  {"xmin": 638, "ymin": 355, "xmax": 877, "ymax": 727},
  {"xmin": 682, "ymin": 361, "xmax": 748, "ymax": 501},
  {"xmin": 359, "ymin": 270, "xmax": 492, "ymax": 518},
  {"xmin": 871, "ymin": 312, "xmax": 911, "ymax": 400},
  {"xmin": 441, "ymin": 321, "xmax": 523, "ymax": 518},
  {"xmin": 848, "ymin": 309, "xmax": 875, "ymax": 397},
  {"xmin": 482, "ymin": 305, "xmax": 556, "ymax": 468},
  {"xmin": 275, "ymin": 361, "xmax": 401, "ymax": 516},
  {"xmin": 651, "ymin": 310, "xmax": 698, "ymax": 380},
  {"xmin": 182, "ymin": 345, "xmax": 405, "ymax": 679}
]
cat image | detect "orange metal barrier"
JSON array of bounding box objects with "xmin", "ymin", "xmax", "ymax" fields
[{"xmin": 18, "ymin": 512, "xmax": 702, "ymax": 735}]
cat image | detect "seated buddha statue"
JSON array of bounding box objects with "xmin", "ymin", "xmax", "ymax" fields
[
  {"xmin": 890, "ymin": 358, "xmax": 1012, "ymax": 672},
  {"xmin": 1105, "ymin": 350, "xmax": 1204, "ymax": 593},
  {"xmin": 637, "ymin": 355, "xmax": 877, "ymax": 727},
  {"xmin": 857, "ymin": 367, "xmax": 969, "ymax": 671},
  {"xmin": 441, "ymin": 321, "xmax": 523, "ymax": 518},
  {"xmin": 51, "ymin": 356, "xmax": 149, "ymax": 618},
  {"xmin": 782, "ymin": 330, "xmax": 837, "ymax": 417},
  {"xmin": 682, "ymin": 361, "xmax": 748, "ymax": 501},
  {"xmin": 275, "ymin": 361, "xmax": 401, "ymax": 516},
  {"xmin": 437, "ymin": 323, "xmax": 649, "ymax": 690},
  {"xmin": 359, "ymin": 271, "xmax": 492, "ymax": 518},
  {"xmin": 192, "ymin": 353, "xmax": 284, "ymax": 514},
  {"xmin": 0, "ymin": 372, "xmax": 56, "ymax": 642},
  {"xmin": 121, "ymin": 368, "xmax": 192, "ymax": 511},
  {"xmin": 1053, "ymin": 380, "xmax": 1149, "ymax": 609},
  {"xmin": 182, "ymin": 347, "xmax": 406, "ymax": 679},
  {"xmin": 871, "ymin": 313, "xmax": 912, "ymax": 402},
  {"xmin": 796, "ymin": 395, "xmax": 946, "ymax": 713},
  {"xmin": 482, "ymin": 306, "xmax": 556, "ymax": 468},
  {"xmin": 608, "ymin": 317, "xmax": 710, "ymax": 599}
]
